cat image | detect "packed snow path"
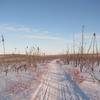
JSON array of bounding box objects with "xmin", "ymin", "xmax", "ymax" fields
[{"xmin": 32, "ymin": 60, "xmax": 89, "ymax": 100}]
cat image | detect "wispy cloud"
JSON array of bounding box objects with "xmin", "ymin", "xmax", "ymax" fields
[
  {"xmin": 0, "ymin": 24, "xmax": 73, "ymax": 44},
  {"xmin": 0, "ymin": 24, "xmax": 57, "ymax": 36},
  {"xmin": 0, "ymin": 24, "xmax": 35, "ymax": 33},
  {"xmin": 20, "ymin": 34, "xmax": 63, "ymax": 41},
  {"xmin": 0, "ymin": 24, "xmax": 66, "ymax": 41}
]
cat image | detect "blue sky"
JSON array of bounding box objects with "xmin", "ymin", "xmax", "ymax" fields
[{"xmin": 0, "ymin": 0, "xmax": 100, "ymax": 54}]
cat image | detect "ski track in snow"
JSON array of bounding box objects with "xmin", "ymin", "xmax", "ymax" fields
[{"xmin": 31, "ymin": 60, "xmax": 89, "ymax": 100}]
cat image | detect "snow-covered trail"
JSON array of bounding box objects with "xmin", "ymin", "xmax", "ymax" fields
[{"xmin": 32, "ymin": 60, "xmax": 89, "ymax": 100}]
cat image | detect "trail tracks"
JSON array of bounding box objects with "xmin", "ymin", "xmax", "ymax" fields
[{"xmin": 32, "ymin": 60, "xmax": 89, "ymax": 100}]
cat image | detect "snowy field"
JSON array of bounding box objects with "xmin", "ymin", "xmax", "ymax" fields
[
  {"xmin": 0, "ymin": 62, "xmax": 48, "ymax": 100},
  {"xmin": 63, "ymin": 63, "xmax": 100, "ymax": 100},
  {"xmin": 0, "ymin": 60, "xmax": 100, "ymax": 100}
]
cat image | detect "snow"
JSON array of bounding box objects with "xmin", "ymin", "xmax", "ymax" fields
[
  {"xmin": 62, "ymin": 62, "xmax": 100, "ymax": 100},
  {"xmin": 0, "ymin": 62, "xmax": 47, "ymax": 100},
  {"xmin": 0, "ymin": 60, "xmax": 100, "ymax": 100},
  {"xmin": 32, "ymin": 60, "xmax": 89, "ymax": 100}
]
